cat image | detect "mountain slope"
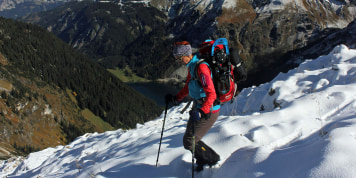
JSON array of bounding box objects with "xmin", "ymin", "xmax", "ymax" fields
[
  {"xmin": 286, "ymin": 19, "xmax": 356, "ymax": 61},
  {"xmin": 217, "ymin": 0, "xmax": 356, "ymax": 86},
  {"xmin": 21, "ymin": 0, "xmax": 356, "ymax": 86},
  {"xmin": 22, "ymin": 1, "xmax": 175, "ymax": 80},
  {"xmin": 0, "ymin": 0, "xmax": 70, "ymax": 19},
  {"xmin": 0, "ymin": 16, "xmax": 161, "ymax": 128},
  {"xmin": 0, "ymin": 17, "xmax": 161, "ymax": 158},
  {"xmin": 1, "ymin": 44, "xmax": 355, "ymax": 177}
]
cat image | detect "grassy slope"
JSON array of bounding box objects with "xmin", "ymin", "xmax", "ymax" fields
[
  {"xmin": 108, "ymin": 67, "xmax": 150, "ymax": 83},
  {"xmin": 81, "ymin": 109, "xmax": 114, "ymax": 132}
]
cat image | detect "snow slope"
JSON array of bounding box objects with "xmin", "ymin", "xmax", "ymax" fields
[{"xmin": 1, "ymin": 44, "xmax": 356, "ymax": 177}]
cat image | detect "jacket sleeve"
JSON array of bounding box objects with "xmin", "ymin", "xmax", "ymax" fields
[
  {"xmin": 175, "ymin": 71, "xmax": 191, "ymax": 101},
  {"xmin": 197, "ymin": 63, "xmax": 216, "ymax": 114}
]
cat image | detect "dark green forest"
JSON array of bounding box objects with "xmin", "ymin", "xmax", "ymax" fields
[
  {"xmin": 0, "ymin": 17, "xmax": 162, "ymax": 129},
  {"xmin": 23, "ymin": 1, "xmax": 176, "ymax": 80}
]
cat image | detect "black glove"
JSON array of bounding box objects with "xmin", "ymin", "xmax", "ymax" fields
[
  {"xmin": 189, "ymin": 109, "xmax": 201, "ymax": 122},
  {"xmin": 189, "ymin": 109, "xmax": 210, "ymax": 122},
  {"xmin": 198, "ymin": 109, "xmax": 210, "ymax": 120},
  {"xmin": 165, "ymin": 94, "xmax": 178, "ymax": 106}
]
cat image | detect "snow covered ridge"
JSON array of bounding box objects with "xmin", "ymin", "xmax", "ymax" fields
[
  {"xmin": 248, "ymin": 0, "xmax": 356, "ymax": 28},
  {"xmin": 1, "ymin": 44, "xmax": 356, "ymax": 177},
  {"xmin": 255, "ymin": 0, "xmax": 354, "ymax": 12}
]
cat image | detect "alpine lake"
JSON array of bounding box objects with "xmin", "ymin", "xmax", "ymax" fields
[{"xmin": 128, "ymin": 81, "xmax": 182, "ymax": 107}]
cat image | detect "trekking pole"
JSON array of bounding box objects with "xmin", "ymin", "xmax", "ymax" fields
[
  {"xmin": 180, "ymin": 99, "xmax": 192, "ymax": 114},
  {"xmin": 192, "ymin": 121, "xmax": 195, "ymax": 178},
  {"xmin": 156, "ymin": 103, "xmax": 168, "ymax": 167}
]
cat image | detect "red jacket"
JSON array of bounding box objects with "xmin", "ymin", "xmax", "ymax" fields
[{"xmin": 176, "ymin": 56, "xmax": 220, "ymax": 114}]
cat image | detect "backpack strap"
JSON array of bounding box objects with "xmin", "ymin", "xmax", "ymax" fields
[
  {"xmin": 192, "ymin": 59, "xmax": 208, "ymax": 81},
  {"xmin": 193, "ymin": 59, "xmax": 221, "ymax": 106}
]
